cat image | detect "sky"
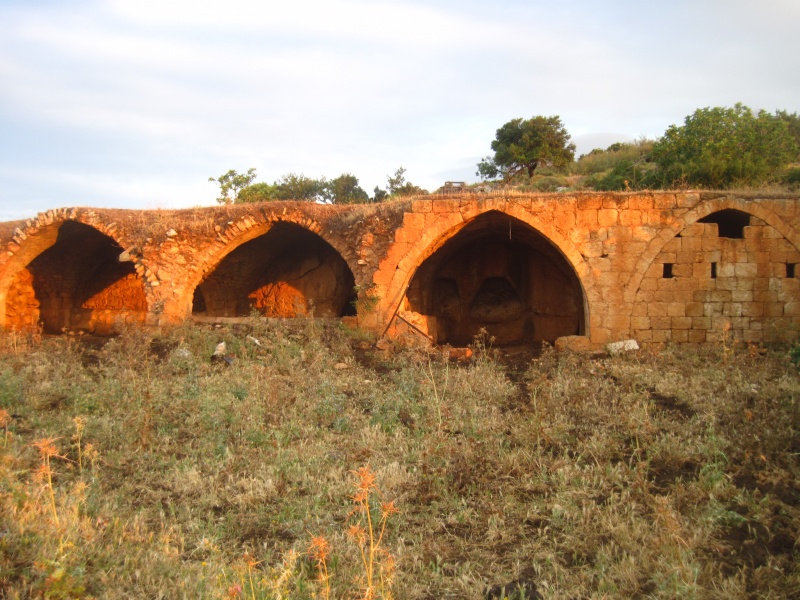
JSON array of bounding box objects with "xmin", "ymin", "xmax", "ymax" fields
[{"xmin": 1, "ymin": 0, "xmax": 799, "ymax": 222}]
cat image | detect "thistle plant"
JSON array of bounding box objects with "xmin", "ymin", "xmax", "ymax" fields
[
  {"xmin": 347, "ymin": 465, "xmax": 399, "ymax": 599},
  {"xmin": 32, "ymin": 437, "xmax": 63, "ymax": 526}
]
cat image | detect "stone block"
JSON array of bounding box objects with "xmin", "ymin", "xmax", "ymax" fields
[
  {"xmin": 554, "ymin": 335, "xmax": 591, "ymax": 353},
  {"xmin": 702, "ymin": 237, "xmax": 721, "ymax": 252},
  {"xmin": 649, "ymin": 316, "xmax": 671, "ymax": 329},
  {"xmin": 691, "ymin": 263, "xmax": 710, "ymax": 278},
  {"xmin": 577, "ymin": 210, "xmax": 598, "ymax": 228},
  {"xmin": 582, "ymin": 240, "xmax": 605, "ymax": 258},
  {"xmin": 651, "ymin": 329, "xmax": 671, "ymax": 343},
  {"xmin": 597, "ymin": 209, "xmax": 618, "ymax": 227},
  {"xmin": 731, "ymin": 290, "xmax": 753, "ymax": 302},
  {"xmin": 432, "ymin": 199, "xmax": 454, "ymax": 214},
  {"xmin": 667, "ymin": 302, "xmax": 686, "ymax": 317},
  {"xmin": 688, "ymin": 330, "xmax": 707, "ymax": 343},
  {"xmin": 785, "ymin": 302, "xmax": 800, "ymax": 317},
  {"xmin": 741, "ymin": 302, "xmax": 764, "ymax": 317},
  {"xmin": 662, "ymin": 238, "xmax": 681, "ymax": 253},
  {"xmin": 724, "ymin": 303, "xmax": 743, "ymax": 317},
  {"xmin": 681, "ymin": 223, "xmax": 705, "ymax": 238},
  {"xmin": 619, "ymin": 210, "xmax": 642, "ymax": 227},
  {"xmin": 402, "ymin": 212, "xmax": 425, "ymax": 230},
  {"xmin": 715, "ymin": 278, "xmax": 737, "ymax": 291},
  {"xmin": 693, "ymin": 290, "xmax": 712, "ymax": 302},
  {"xmin": 577, "ymin": 196, "xmax": 602, "ymax": 210},
  {"xmin": 637, "ymin": 278, "xmax": 658, "ymax": 293},
  {"xmin": 654, "ymin": 194, "xmax": 677, "ymax": 209},
  {"xmin": 628, "ymin": 195, "xmax": 653, "ymax": 210},
  {"xmin": 734, "ymin": 263, "xmax": 758, "ymax": 278},
  {"xmin": 411, "ymin": 200, "xmax": 432, "ymax": 213},
  {"xmin": 677, "ymin": 251, "xmax": 704, "ymax": 264},
  {"xmin": 685, "ymin": 302, "xmax": 704, "ymax": 317},
  {"xmin": 710, "ymin": 290, "xmax": 732, "ymax": 302},
  {"xmin": 680, "ymin": 237, "xmax": 703, "ymax": 252},
  {"xmin": 607, "ymin": 339, "xmax": 639, "ymax": 353},
  {"xmin": 671, "ymin": 316, "xmax": 692, "ymax": 329},
  {"xmin": 648, "ymin": 302, "xmax": 668, "ymax": 316},
  {"xmin": 672, "ymin": 329, "xmax": 689, "ymax": 342}
]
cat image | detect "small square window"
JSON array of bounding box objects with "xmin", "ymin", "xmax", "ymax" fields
[{"xmin": 663, "ymin": 263, "xmax": 674, "ymax": 278}]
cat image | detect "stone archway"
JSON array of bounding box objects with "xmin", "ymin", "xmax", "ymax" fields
[
  {"xmin": 404, "ymin": 211, "xmax": 585, "ymax": 345},
  {"xmin": 192, "ymin": 221, "xmax": 357, "ymax": 318},
  {"xmin": 4, "ymin": 220, "xmax": 147, "ymax": 334},
  {"xmin": 630, "ymin": 207, "xmax": 800, "ymax": 344}
]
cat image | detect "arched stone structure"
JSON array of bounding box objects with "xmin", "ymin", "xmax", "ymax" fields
[
  {"xmin": 629, "ymin": 200, "xmax": 800, "ymax": 344},
  {"xmin": 372, "ymin": 199, "xmax": 590, "ymax": 338},
  {"xmin": 1, "ymin": 193, "xmax": 798, "ymax": 348},
  {"xmin": 0, "ymin": 215, "xmax": 149, "ymax": 334},
  {"xmin": 192, "ymin": 221, "xmax": 357, "ymax": 318},
  {"xmin": 401, "ymin": 210, "xmax": 585, "ymax": 345}
]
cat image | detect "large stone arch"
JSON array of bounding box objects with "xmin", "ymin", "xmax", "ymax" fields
[
  {"xmin": 0, "ymin": 215, "xmax": 149, "ymax": 334},
  {"xmin": 629, "ymin": 198, "xmax": 800, "ymax": 344},
  {"xmin": 166, "ymin": 212, "xmax": 359, "ymax": 320},
  {"xmin": 626, "ymin": 197, "xmax": 800, "ymax": 304},
  {"xmin": 379, "ymin": 204, "xmax": 589, "ymax": 345},
  {"xmin": 190, "ymin": 219, "xmax": 357, "ymax": 319}
]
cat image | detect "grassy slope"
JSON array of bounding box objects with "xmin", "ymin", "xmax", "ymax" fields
[{"xmin": 0, "ymin": 321, "xmax": 798, "ymax": 599}]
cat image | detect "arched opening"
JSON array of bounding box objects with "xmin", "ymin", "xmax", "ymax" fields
[
  {"xmin": 405, "ymin": 211, "xmax": 585, "ymax": 346},
  {"xmin": 192, "ymin": 222, "xmax": 357, "ymax": 318},
  {"xmin": 5, "ymin": 221, "xmax": 147, "ymax": 334},
  {"xmin": 631, "ymin": 210, "xmax": 800, "ymax": 344},
  {"xmin": 697, "ymin": 209, "xmax": 750, "ymax": 239}
]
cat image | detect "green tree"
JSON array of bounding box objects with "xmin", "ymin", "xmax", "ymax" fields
[
  {"xmin": 477, "ymin": 116, "xmax": 576, "ymax": 181},
  {"xmin": 372, "ymin": 186, "xmax": 389, "ymax": 203},
  {"xmin": 273, "ymin": 173, "xmax": 325, "ymax": 201},
  {"xmin": 236, "ymin": 182, "xmax": 279, "ymax": 203},
  {"xmin": 385, "ymin": 167, "xmax": 427, "ymax": 197},
  {"xmin": 322, "ymin": 174, "xmax": 370, "ymax": 204},
  {"xmin": 651, "ymin": 104, "xmax": 798, "ymax": 188},
  {"xmin": 776, "ymin": 110, "xmax": 800, "ymax": 160},
  {"xmin": 208, "ymin": 168, "xmax": 258, "ymax": 204}
]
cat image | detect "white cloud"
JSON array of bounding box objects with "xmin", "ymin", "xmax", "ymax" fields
[{"xmin": 0, "ymin": 0, "xmax": 798, "ymax": 221}]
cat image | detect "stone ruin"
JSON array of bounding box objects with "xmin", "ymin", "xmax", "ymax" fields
[{"xmin": 0, "ymin": 191, "xmax": 798, "ymax": 349}]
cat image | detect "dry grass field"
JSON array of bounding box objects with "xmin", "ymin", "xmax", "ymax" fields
[{"xmin": 0, "ymin": 319, "xmax": 798, "ymax": 599}]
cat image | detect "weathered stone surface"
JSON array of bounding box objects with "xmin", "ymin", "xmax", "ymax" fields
[
  {"xmin": 607, "ymin": 339, "xmax": 640, "ymax": 353},
  {"xmin": 0, "ymin": 192, "xmax": 797, "ymax": 349},
  {"xmin": 554, "ymin": 335, "xmax": 591, "ymax": 353}
]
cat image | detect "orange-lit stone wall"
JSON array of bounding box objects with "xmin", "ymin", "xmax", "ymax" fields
[{"xmin": 0, "ymin": 192, "xmax": 797, "ymax": 348}]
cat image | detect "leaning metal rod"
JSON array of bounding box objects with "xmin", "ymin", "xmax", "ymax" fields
[
  {"xmin": 395, "ymin": 312, "xmax": 435, "ymax": 342},
  {"xmin": 379, "ymin": 285, "xmax": 410, "ymax": 340}
]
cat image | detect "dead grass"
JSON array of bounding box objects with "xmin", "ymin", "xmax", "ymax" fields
[{"xmin": 0, "ymin": 320, "xmax": 798, "ymax": 598}]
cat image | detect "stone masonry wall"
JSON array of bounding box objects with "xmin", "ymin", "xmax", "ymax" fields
[{"xmin": 0, "ymin": 192, "xmax": 798, "ymax": 348}]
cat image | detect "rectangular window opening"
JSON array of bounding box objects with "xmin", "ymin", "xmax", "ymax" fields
[
  {"xmin": 711, "ymin": 262, "xmax": 717, "ymax": 279},
  {"xmin": 788, "ymin": 263, "xmax": 796, "ymax": 278},
  {"xmin": 663, "ymin": 263, "xmax": 674, "ymax": 279}
]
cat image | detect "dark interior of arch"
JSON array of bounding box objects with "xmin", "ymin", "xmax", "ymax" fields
[
  {"xmin": 193, "ymin": 222, "xmax": 357, "ymax": 318},
  {"xmin": 406, "ymin": 211, "xmax": 585, "ymax": 346},
  {"xmin": 6, "ymin": 221, "xmax": 147, "ymax": 334},
  {"xmin": 698, "ymin": 209, "xmax": 751, "ymax": 239}
]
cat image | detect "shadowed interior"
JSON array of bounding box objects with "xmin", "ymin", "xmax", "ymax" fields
[
  {"xmin": 406, "ymin": 211, "xmax": 584, "ymax": 345},
  {"xmin": 193, "ymin": 222, "xmax": 357, "ymax": 318},
  {"xmin": 5, "ymin": 221, "xmax": 146, "ymax": 334}
]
